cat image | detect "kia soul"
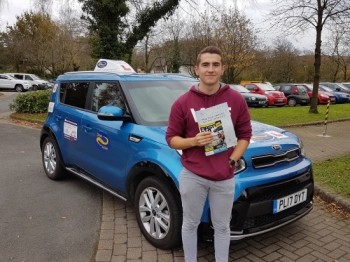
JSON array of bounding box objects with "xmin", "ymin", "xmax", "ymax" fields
[{"xmin": 40, "ymin": 59, "xmax": 314, "ymax": 249}]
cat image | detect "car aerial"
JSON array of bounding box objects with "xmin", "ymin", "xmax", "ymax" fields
[
  {"xmin": 242, "ymin": 83, "xmax": 287, "ymax": 107},
  {"xmin": 40, "ymin": 59, "xmax": 314, "ymax": 249},
  {"xmin": 318, "ymin": 85, "xmax": 350, "ymax": 104},
  {"xmin": 273, "ymin": 84, "xmax": 310, "ymax": 106},
  {"xmin": 229, "ymin": 84, "xmax": 268, "ymax": 108},
  {"xmin": 0, "ymin": 73, "xmax": 31, "ymax": 92},
  {"xmin": 300, "ymin": 84, "xmax": 335, "ymax": 104},
  {"xmin": 5, "ymin": 73, "xmax": 51, "ymax": 90},
  {"xmin": 319, "ymin": 82, "xmax": 350, "ymax": 95}
]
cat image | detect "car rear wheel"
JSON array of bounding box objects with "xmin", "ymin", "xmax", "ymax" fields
[
  {"xmin": 42, "ymin": 137, "xmax": 67, "ymax": 180},
  {"xmin": 134, "ymin": 176, "xmax": 182, "ymax": 249},
  {"xmin": 288, "ymin": 98, "xmax": 297, "ymax": 106},
  {"xmin": 15, "ymin": 84, "xmax": 23, "ymax": 92}
]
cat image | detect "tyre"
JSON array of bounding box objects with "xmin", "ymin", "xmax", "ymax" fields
[
  {"xmin": 32, "ymin": 85, "xmax": 38, "ymax": 91},
  {"xmin": 288, "ymin": 98, "xmax": 297, "ymax": 106},
  {"xmin": 134, "ymin": 176, "xmax": 182, "ymax": 249},
  {"xmin": 42, "ymin": 136, "xmax": 67, "ymax": 180},
  {"xmin": 15, "ymin": 84, "xmax": 23, "ymax": 92}
]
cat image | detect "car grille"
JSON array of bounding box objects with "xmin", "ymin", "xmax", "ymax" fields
[{"xmin": 251, "ymin": 147, "xmax": 300, "ymax": 168}]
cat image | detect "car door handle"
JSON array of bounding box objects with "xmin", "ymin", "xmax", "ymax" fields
[
  {"xmin": 83, "ymin": 125, "xmax": 92, "ymax": 132},
  {"xmin": 55, "ymin": 115, "xmax": 62, "ymax": 121}
]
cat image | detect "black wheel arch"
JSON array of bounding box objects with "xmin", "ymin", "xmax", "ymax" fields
[
  {"xmin": 126, "ymin": 161, "xmax": 180, "ymax": 204},
  {"xmin": 40, "ymin": 125, "xmax": 66, "ymax": 167}
]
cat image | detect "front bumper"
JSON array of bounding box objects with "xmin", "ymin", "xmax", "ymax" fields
[{"xmin": 199, "ymin": 170, "xmax": 314, "ymax": 242}]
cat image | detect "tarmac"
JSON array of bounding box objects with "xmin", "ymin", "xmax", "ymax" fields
[{"xmin": 1, "ymin": 91, "xmax": 350, "ymax": 262}]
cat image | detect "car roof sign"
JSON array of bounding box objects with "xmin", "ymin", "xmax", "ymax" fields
[{"xmin": 94, "ymin": 59, "xmax": 136, "ymax": 73}]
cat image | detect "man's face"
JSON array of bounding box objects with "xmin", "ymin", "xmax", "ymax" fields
[{"xmin": 194, "ymin": 53, "xmax": 225, "ymax": 86}]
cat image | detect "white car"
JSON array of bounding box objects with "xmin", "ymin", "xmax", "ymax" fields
[
  {"xmin": 5, "ymin": 73, "xmax": 51, "ymax": 90},
  {"xmin": 0, "ymin": 74, "xmax": 31, "ymax": 92}
]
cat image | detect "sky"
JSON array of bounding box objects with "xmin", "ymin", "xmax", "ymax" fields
[{"xmin": 0, "ymin": 0, "xmax": 316, "ymax": 51}]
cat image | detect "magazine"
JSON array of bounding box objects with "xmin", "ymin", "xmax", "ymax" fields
[{"xmin": 195, "ymin": 102, "xmax": 237, "ymax": 156}]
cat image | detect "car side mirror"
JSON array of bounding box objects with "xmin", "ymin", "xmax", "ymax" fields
[{"xmin": 98, "ymin": 105, "xmax": 130, "ymax": 121}]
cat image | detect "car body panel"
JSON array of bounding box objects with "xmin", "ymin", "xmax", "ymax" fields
[
  {"xmin": 229, "ymin": 84, "xmax": 268, "ymax": 107},
  {"xmin": 273, "ymin": 84, "xmax": 311, "ymax": 106},
  {"xmin": 0, "ymin": 74, "xmax": 31, "ymax": 91},
  {"xmin": 243, "ymin": 83, "xmax": 287, "ymax": 106}
]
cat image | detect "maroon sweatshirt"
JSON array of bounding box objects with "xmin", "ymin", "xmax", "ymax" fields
[{"xmin": 166, "ymin": 84, "xmax": 252, "ymax": 181}]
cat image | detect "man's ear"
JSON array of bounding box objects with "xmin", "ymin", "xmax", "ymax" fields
[
  {"xmin": 222, "ymin": 65, "xmax": 226, "ymax": 75},
  {"xmin": 194, "ymin": 65, "xmax": 199, "ymax": 75}
]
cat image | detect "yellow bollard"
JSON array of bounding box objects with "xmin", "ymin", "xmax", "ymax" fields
[{"xmin": 322, "ymin": 101, "xmax": 330, "ymax": 136}]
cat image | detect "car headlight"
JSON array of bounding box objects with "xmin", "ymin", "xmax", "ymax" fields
[
  {"xmin": 251, "ymin": 97, "xmax": 256, "ymax": 101},
  {"xmin": 234, "ymin": 158, "xmax": 247, "ymax": 174},
  {"xmin": 320, "ymin": 94, "xmax": 328, "ymax": 98},
  {"xmin": 340, "ymin": 94, "xmax": 347, "ymax": 98}
]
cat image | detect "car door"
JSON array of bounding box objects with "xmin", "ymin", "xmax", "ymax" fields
[
  {"xmin": 79, "ymin": 81, "xmax": 132, "ymax": 193},
  {"xmin": 0, "ymin": 74, "xmax": 12, "ymax": 89},
  {"xmin": 53, "ymin": 81, "xmax": 91, "ymax": 167}
]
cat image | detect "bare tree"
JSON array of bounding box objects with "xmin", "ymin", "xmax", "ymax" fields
[
  {"xmin": 268, "ymin": 0, "xmax": 350, "ymax": 113},
  {"xmin": 323, "ymin": 25, "xmax": 350, "ymax": 82}
]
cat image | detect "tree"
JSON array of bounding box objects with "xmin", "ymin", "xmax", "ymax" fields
[
  {"xmin": 213, "ymin": 8, "xmax": 258, "ymax": 83},
  {"xmin": 78, "ymin": 0, "xmax": 180, "ymax": 61},
  {"xmin": 268, "ymin": 0, "xmax": 350, "ymax": 113}
]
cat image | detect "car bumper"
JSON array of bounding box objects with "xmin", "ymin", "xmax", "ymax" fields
[
  {"xmin": 199, "ymin": 170, "xmax": 314, "ymax": 242},
  {"xmin": 247, "ymin": 101, "xmax": 268, "ymax": 107}
]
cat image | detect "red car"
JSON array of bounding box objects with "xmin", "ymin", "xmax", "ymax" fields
[
  {"xmin": 243, "ymin": 83, "xmax": 287, "ymax": 107},
  {"xmin": 301, "ymin": 84, "xmax": 336, "ymax": 104}
]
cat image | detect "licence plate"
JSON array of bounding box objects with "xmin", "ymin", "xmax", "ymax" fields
[
  {"xmin": 259, "ymin": 101, "xmax": 266, "ymax": 104},
  {"xmin": 278, "ymin": 99, "xmax": 283, "ymax": 102},
  {"xmin": 331, "ymin": 98, "xmax": 335, "ymax": 101},
  {"xmin": 273, "ymin": 189, "xmax": 307, "ymax": 214},
  {"xmin": 302, "ymin": 100, "xmax": 306, "ymax": 102}
]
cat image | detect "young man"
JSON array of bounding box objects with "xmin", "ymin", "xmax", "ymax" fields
[
  {"xmin": 166, "ymin": 46, "xmax": 252, "ymax": 262},
  {"xmin": 137, "ymin": 67, "xmax": 145, "ymax": 73}
]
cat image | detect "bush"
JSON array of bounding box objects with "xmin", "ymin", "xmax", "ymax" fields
[{"xmin": 9, "ymin": 90, "xmax": 51, "ymax": 113}]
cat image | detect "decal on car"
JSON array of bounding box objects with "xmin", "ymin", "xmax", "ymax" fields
[
  {"xmin": 53, "ymin": 83, "xmax": 58, "ymax": 93},
  {"xmin": 96, "ymin": 132, "xmax": 110, "ymax": 151},
  {"xmin": 48, "ymin": 102, "xmax": 54, "ymax": 113},
  {"xmin": 64, "ymin": 119, "xmax": 78, "ymax": 141},
  {"xmin": 96, "ymin": 60, "xmax": 107, "ymax": 68}
]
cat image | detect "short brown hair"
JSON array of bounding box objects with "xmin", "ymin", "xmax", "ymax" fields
[{"xmin": 196, "ymin": 46, "xmax": 223, "ymax": 66}]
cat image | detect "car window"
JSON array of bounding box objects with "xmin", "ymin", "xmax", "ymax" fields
[
  {"xmin": 296, "ymin": 85, "xmax": 307, "ymax": 93},
  {"xmin": 0, "ymin": 75, "xmax": 8, "ymax": 79},
  {"xmin": 60, "ymin": 82, "xmax": 90, "ymax": 109},
  {"xmin": 25, "ymin": 75, "xmax": 33, "ymax": 81},
  {"xmin": 245, "ymin": 85, "xmax": 255, "ymax": 90},
  {"xmin": 14, "ymin": 74, "xmax": 23, "ymax": 80},
  {"xmin": 122, "ymin": 80, "xmax": 195, "ymax": 125},
  {"xmin": 92, "ymin": 82, "xmax": 126, "ymax": 112}
]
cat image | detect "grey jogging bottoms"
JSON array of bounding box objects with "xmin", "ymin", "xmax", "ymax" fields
[{"xmin": 179, "ymin": 168, "xmax": 235, "ymax": 262}]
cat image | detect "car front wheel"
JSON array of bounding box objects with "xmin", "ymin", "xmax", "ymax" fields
[
  {"xmin": 42, "ymin": 136, "xmax": 67, "ymax": 180},
  {"xmin": 134, "ymin": 176, "xmax": 182, "ymax": 249},
  {"xmin": 15, "ymin": 84, "xmax": 23, "ymax": 92},
  {"xmin": 288, "ymin": 98, "xmax": 297, "ymax": 106}
]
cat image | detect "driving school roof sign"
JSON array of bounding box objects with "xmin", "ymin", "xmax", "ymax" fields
[{"xmin": 94, "ymin": 59, "xmax": 136, "ymax": 73}]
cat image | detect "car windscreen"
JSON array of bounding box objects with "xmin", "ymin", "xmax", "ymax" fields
[
  {"xmin": 257, "ymin": 84, "xmax": 275, "ymax": 91},
  {"xmin": 121, "ymin": 80, "xmax": 198, "ymax": 126},
  {"xmin": 229, "ymin": 85, "xmax": 249, "ymax": 93}
]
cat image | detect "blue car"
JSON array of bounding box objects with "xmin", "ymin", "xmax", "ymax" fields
[
  {"xmin": 319, "ymin": 85, "xmax": 350, "ymax": 104},
  {"xmin": 40, "ymin": 60, "xmax": 314, "ymax": 249}
]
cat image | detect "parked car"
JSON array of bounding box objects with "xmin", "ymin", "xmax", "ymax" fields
[
  {"xmin": 243, "ymin": 83, "xmax": 287, "ymax": 107},
  {"xmin": 229, "ymin": 84, "xmax": 268, "ymax": 107},
  {"xmin": 319, "ymin": 82, "xmax": 350, "ymax": 95},
  {"xmin": 299, "ymin": 84, "xmax": 335, "ymax": 104},
  {"xmin": 5, "ymin": 73, "xmax": 51, "ymax": 90},
  {"xmin": 0, "ymin": 74, "xmax": 31, "ymax": 92},
  {"xmin": 318, "ymin": 85, "xmax": 350, "ymax": 104},
  {"xmin": 273, "ymin": 84, "xmax": 310, "ymax": 106},
  {"xmin": 40, "ymin": 59, "xmax": 314, "ymax": 249},
  {"xmin": 340, "ymin": 82, "xmax": 350, "ymax": 89}
]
